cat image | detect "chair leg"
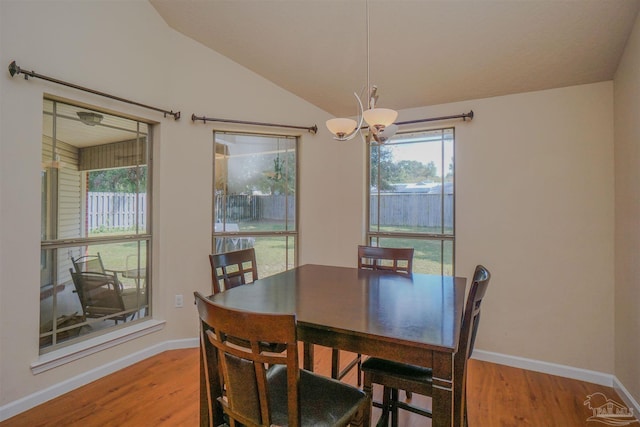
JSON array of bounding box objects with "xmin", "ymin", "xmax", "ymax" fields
[
  {"xmin": 377, "ymin": 386, "xmax": 391, "ymax": 427},
  {"xmin": 405, "ymin": 390, "xmax": 412, "ymax": 399},
  {"xmin": 350, "ymin": 404, "xmax": 367, "ymax": 427},
  {"xmin": 363, "ymin": 373, "xmax": 374, "ymax": 427},
  {"xmin": 390, "ymin": 388, "xmax": 399, "ymax": 427},
  {"xmin": 357, "ymin": 354, "xmax": 362, "ymax": 386}
]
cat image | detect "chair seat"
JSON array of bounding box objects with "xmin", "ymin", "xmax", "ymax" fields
[
  {"xmin": 361, "ymin": 358, "xmax": 432, "ymax": 382},
  {"xmin": 267, "ymin": 365, "xmax": 367, "ymax": 427},
  {"xmin": 121, "ymin": 288, "xmax": 143, "ymax": 307}
]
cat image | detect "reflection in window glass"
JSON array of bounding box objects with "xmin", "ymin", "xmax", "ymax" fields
[
  {"xmin": 40, "ymin": 98, "xmax": 151, "ymax": 352},
  {"xmin": 213, "ymin": 132, "xmax": 297, "ymax": 275},
  {"xmin": 368, "ymin": 128, "xmax": 454, "ymax": 275}
]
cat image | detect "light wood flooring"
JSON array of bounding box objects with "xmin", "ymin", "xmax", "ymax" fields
[{"xmin": 0, "ymin": 346, "xmax": 630, "ymax": 426}]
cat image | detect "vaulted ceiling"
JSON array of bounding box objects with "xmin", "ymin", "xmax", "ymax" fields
[{"xmin": 150, "ymin": 0, "xmax": 640, "ymax": 117}]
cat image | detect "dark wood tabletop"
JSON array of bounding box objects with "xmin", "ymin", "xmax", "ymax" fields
[{"xmin": 203, "ymin": 264, "xmax": 467, "ymax": 427}]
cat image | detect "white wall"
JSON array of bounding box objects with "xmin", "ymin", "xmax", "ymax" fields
[
  {"xmin": 399, "ymin": 82, "xmax": 615, "ymax": 374},
  {"xmin": 0, "ymin": 0, "xmax": 344, "ymax": 410},
  {"xmin": 0, "ymin": 0, "xmax": 623, "ymax": 416},
  {"xmin": 614, "ymin": 11, "xmax": 640, "ymax": 403}
]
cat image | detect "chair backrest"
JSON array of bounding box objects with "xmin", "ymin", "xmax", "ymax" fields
[
  {"xmin": 357, "ymin": 245, "xmax": 414, "ymax": 274},
  {"xmin": 209, "ymin": 248, "xmax": 258, "ymax": 294},
  {"xmin": 454, "ymin": 265, "xmax": 491, "ymax": 423},
  {"xmin": 70, "ymin": 269, "xmax": 126, "ymax": 319},
  {"xmin": 194, "ymin": 291, "xmax": 299, "ymax": 427},
  {"xmin": 71, "ymin": 252, "xmax": 106, "ymax": 274}
]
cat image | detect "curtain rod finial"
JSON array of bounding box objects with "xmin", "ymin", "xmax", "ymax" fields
[{"xmin": 8, "ymin": 61, "xmax": 20, "ymax": 77}]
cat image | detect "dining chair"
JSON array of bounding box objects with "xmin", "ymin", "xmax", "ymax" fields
[
  {"xmin": 209, "ymin": 247, "xmax": 258, "ymax": 295},
  {"xmin": 194, "ymin": 291, "xmax": 370, "ymax": 427},
  {"xmin": 357, "ymin": 245, "xmax": 414, "ymax": 274},
  {"xmin": 331, "ymin": 245, "xmax": 415, "ymax": 387},
  {"xmin": 208, "ymin": 247, "xmax": 284, "ymax": 354},
  {"xmin": 361, "ymin": 264, "xmax": 491, "ymax": 427}
]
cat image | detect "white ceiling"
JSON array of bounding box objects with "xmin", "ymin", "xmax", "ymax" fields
[{"xmin": 150, "ymin": 0, "xmax": 640, "ymax": 118}]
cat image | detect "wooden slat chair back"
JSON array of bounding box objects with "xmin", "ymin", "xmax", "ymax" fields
[
  {"xmin": 357, "ymin": 245, "xmax": 414, "ymax": 274},
  {"xmin": 194, "ymin": 291, "xmax": 369, "ymax": 427},
  {"xmin": 361, "ymin": 264, "xmax": 491, "ymax": 427},
  {"xmin": 209, "ymin": 248, "xmax": 258, "ymax": 295}
]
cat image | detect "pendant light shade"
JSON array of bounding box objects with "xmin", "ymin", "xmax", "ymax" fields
[
  {"xmin": 326, "ymin": 117, "xmax": 358, "ymax": 140},
  {"xmin": 362, "ymin": 108, "xmax": 398, "ymax": 130}
]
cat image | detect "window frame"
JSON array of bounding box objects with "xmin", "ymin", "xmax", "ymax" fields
[
  {"xmin": 39, "ymin": 97, "xmax": 153, "ymax": 353},
  {"xmin": 366, "ymin": 127, "xmax": 456, "ymax": 275},
  {"xmin": 211, "ymin": 130, "xmax": 299, "ymax": 276}
]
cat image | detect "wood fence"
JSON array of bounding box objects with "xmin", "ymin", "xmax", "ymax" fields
[
  {"xmin": 214, "ymin": 193, "xmax": 452, "ymax": 227},
  {"xmin": 88, "ymin": 192, "xmax": 451, "ymax": 231},
  {"xmin": 214, "ymin": 194, "xmax": 295, "ymax": 222},
  {"xmin": 370, "ymin": 193, "xmax": 453, "ymax": 228},
  {"xmin": 87, "ymin": 192, "xmax": 146, "ymax": 232}
]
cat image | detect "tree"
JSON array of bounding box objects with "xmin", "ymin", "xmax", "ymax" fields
[
  {"xmin": 88, "ymin": 166, "xmax": 147, "ymax": 192},
  {"xmin": 392, "ymin": 160, "xmax": 438, "ymax": 183},
  {"xmin": 370, "ymin": 144, "xmax": 395, "ymax": 190}
]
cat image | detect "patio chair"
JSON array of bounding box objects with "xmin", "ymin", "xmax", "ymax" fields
[
  {"xmin": 71, "ymin": 252, "xmax": 120, "ymax": 281},
  {"xmin": 70, "ymin": 269, "xmax": 139, "ymax": 323}
]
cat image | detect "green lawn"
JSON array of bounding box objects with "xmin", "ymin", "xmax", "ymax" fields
[{"xmin": 90, "ymin": 221, "xmax": 453, "ymax": 280}]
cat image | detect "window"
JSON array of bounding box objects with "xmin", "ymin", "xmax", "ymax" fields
[
  {"xmin": 213, "ymin": 132, "xmax": 297, "ymax": 277},
  {"xmin": 40, "ymin": 98, "xmax": 151, "ymax": 352},
  {"xmin": 367, "ymin": 128, "xmax": 454, "ymax": 275}
]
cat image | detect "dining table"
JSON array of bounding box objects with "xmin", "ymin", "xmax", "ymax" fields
[{"xmin": 199, "ymin": 263, "xmax": 467, "ymax": 427}]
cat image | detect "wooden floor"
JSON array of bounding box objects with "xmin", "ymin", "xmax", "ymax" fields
[{"xmin": 0, "ymin": 346, "xmax": 629, "ymax": 427}]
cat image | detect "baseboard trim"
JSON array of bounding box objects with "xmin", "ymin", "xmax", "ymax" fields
[
  {"xmin": 613, "ymin": 376, "xmax": 640, "ymax": 418},
  {"xmin": 471, "ymin": 349, "xmax": 614, "ymax": 387},
  {"xmin": 0, "ymin": 336, "xmax": 199, "ymax": 422}
]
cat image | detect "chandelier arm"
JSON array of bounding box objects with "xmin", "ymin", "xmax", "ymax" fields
[{"xmin": 332, "ymin": 92, "xmax": 365, "ymax": 141}]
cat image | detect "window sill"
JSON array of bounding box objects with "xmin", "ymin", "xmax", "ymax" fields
[{"xmin": 31, "ymin": 319, "xmax": 166, "ymax": 374}]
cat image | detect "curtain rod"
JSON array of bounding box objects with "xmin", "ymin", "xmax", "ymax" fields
[
  {"xmin": 395, "ymin": 110, "xmax": 474, "ymax": 127},
  {"xmin": 191, "ymin": 114, "xmax": 318, "ymax": 134},
  {"xmin": 8, "ymin": 61, "xmax": 181, "ymax": 120}
]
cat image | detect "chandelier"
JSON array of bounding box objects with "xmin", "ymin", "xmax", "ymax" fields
[{"xmin": 325, "ymin": 0, "xmax": 398, "ymax": 143}]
